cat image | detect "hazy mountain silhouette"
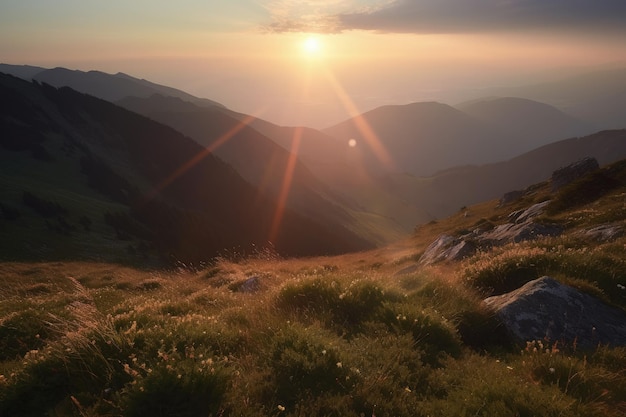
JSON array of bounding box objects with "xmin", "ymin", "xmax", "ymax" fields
[
  {"xmin": 5, "ymin": 63, "xmax": 625, "ymax": 242},
  {"xmin": 0, "ymin": 73, "xmax": 371, "ymax": 263},
  {"xmin": 389, "ymin": 129, "xmax": 626, "ymax": 224},
  {"xmin": 219, "ymin": 109, "xmax": 348, "ymax": 166},
  {"xmin": 0, "ymin": 65, "xmax": 412, "ymax": 244},
  {"xmin": 0, "ymin": 63, "xmax": 46, "ymax": 80},
  {"xmin": 456, "ymin": 97, "xmax": 595, "ymax": 151},
  {"xmin": 568, "ymin": 90, "xmax": 626, "ymax": 130},
  {"xmin": 116, "ymin": 94, "xmax": 382, "ymax": 242},
  {"xmin": 323, "ymin": 102, "xmax": 509, "ymax": 177},
  {"xmin": 485, "ymin": 67, "xmax": 626, "ymax": 130},
  {"xmin": 0, "ymin": 64, "xmax": 224, "ymax": 108}
]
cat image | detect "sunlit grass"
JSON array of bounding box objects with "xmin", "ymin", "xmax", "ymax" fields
[
  {"xmin": 2, "ymin": 166, "xmax": 626, "ymax": 417},
  {"xmin": 1, "ymin": 252, "xmax": 624, "ymax": 416}
]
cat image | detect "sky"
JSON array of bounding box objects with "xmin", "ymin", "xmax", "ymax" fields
[{"xmin": 2, "ymin": 0, "xmax": 626, "ymax": 127}]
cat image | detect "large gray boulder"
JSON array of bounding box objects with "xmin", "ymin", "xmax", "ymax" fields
[{"xmin": 484, "ymin": 277, "xmax": 626, "ymax": 349}]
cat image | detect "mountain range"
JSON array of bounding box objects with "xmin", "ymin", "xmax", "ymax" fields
[
  {"xmin": 0, "ymin": 73, "xmax": 371, "ymax": 264},
  {"xmin": 1, "ymin": 63, "xmax": 626, "ymax": 262}
]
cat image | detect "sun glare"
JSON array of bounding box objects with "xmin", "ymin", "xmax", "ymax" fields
[{"xmin": 302, "ymin": 36, "xmax": 322, "ymax": 57}]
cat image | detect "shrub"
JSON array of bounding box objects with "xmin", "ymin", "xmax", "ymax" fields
[
  {"xmin": 389, "ymin": 306, "xmax": 462, "ymax": 366},
  {"xmin": 348, "ymin": 333, "xmax": 429, "ymax": 416},
  {"xmin": 0, "ymin": 309, "xmax": 51, "ymax": 360},
  {"xmin": 276, "ymin": 278, "xmax": 392, "ymax": 336},
  {"xmin": 424, "ymin": 354, "xmax": 593, "ymax": 417},
  {"xmin": 520, "ymin": 341, "xmax": 626, "ymax": 408},
  {"xmin": 122, "ymin": 361, "xmax": 227, "ymax": 417},
  {"xmin": 548, "ymin": 170, "xmax": 621, "ymax": 215},
  {"xmin": 276, "ymin": 278, "xmax": 341, "ymax": 318},
  {"xmin": 264, "ymin": 326, "xmax": 356, "ymax": 409}
]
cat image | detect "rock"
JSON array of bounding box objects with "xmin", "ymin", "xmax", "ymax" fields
[
  {"xmin": 551, "ymin": 157, "xmax": 599, "ymax": 192},
  {"xmin": 484, "ymin": 277, "xmax": 626, "ymax": 349},
  {"xmin": 483, "ymin": 201, "xmax": 562, "ymax": 244},
  {"xmin": 499, "ymin": 190, "xmax": 524, "ymax": 206},
  {"xmin": 419, "ymin": 200, "xmax": 561, "ymax": 265},
  {"xmin": 575, "ymin": 223, "xmax": 623, "ymax": 242},
  {"xmin": 481, "ymin": 221, "xmax": 562, "ymax": 245},
  {"xmin": 507, "ymin": 201, "xmax": 551, "ymax": 224},
  {"xmin": 230, "ymin": 276, "xmax": 261, "ymax": 293},
  {"xmin": 419, "ymin": 201, "xmax": 561, "ymax": 264},
  {"xmin": 419, "ymin": 235, "xmax": 477, "ymax": 265}
]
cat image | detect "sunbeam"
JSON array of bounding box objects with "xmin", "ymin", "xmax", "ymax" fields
[
  {"xmin": 269, "ymin": 126, "xmax": 303, "ymax": 244},
  {"xmin": 321, "ymin": 66, "xmax": 395, "ymax": 171},
  {"xmin": 142, "ymin": 113, "xmax": 259, "ymax": 203}
]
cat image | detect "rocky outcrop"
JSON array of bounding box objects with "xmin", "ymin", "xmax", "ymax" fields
[
  {"xmin": 484, "ymin": 277, "xmax": 626, "ymax": 349},
  {"xmin": 499, "ymin": 190, "xmax": 524, "ymax": 206},
  {"xmin": 480, "ymin": 201, "xmax": 562, "ymax": 245},
  {"xmin": 551, "ymin": 157, "xmax": 599, "ymax": 191},
  {"xmin": 419, "ymin": 201, "xmax": 562, "ymax": 265},
  {"xmin": 419, "ymin": 235, "xmax": 477, "ymax": 265},
  {"xmin": 574, "ymin": 223, "xmax": 624, "ymax": 242}
]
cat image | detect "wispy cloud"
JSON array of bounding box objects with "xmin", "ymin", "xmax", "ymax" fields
[
  {"xmin": 258, "ymin": 0, "xmax": 388, "ymax": 33},
  {"xmin": 337, "ymin": 0, "xmax": 626, "ymax": 35}
]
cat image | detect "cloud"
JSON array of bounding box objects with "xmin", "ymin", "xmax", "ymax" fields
[
  {"xmin": 337, "ymin": 0, "xmax": 626, "ymax": 34},
  {"xmin": 258, "ymin": 0, "xmax": 384, "ymax": 33}
]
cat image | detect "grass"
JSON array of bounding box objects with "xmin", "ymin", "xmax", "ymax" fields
[
  {"xmin": 1, "ymin": 252, "xmax": 625, "ymax": 417},
  {"xmin": 2, "ymin": 161, "xmax": 626, "ymax": 416}
]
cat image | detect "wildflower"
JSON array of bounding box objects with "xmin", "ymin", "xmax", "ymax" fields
[
  {"xmin": 277, "ymin": 405, "xmax": 286, "ymax": 412},
  {"xmin": 336, "ymin": 362, "xmax": 343, "ymax": 368},
  {"xmin": 549, "ymin": 367, "xmax": 555, "ymax": 374}
]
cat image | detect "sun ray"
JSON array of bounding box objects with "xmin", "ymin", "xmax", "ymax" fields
[
  {"xmin": 269, "ymin": 126, "xmax": 303, "ymax": 244},
  {"xmin": 141, "ymin": 113, "xmax": 259, "ymax": 203},
  {"xmin": 320, "ymin": 65, "xmax": 395, "ymax": 171}
]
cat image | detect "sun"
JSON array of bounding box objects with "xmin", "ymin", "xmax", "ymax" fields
[{"xmin": 301, "ymin": 36, "xmax": 322, "ymax": 57}]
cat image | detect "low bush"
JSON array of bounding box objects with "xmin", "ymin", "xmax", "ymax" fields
[
  {"xmin": 122, "ymin": 360, "xmax": 227, "ymax": 417},
  {"xmin": 0, "ymin": 309, "xmax": 52, "ymax": 360}
]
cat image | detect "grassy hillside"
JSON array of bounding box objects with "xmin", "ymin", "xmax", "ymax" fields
[{"xmin": 2, "ymin": 159, "xmax": 626, "ymax": 416}]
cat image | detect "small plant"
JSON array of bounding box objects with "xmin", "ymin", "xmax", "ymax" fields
[
  {"xmin": 0, "ymin": 309, "xmax": 51, "ymax": 360},
  {"xmin": 263, "ymin": 325, "xmax": 356, "ymax": 409},
  {"xmin": 122, "ymin": 360, "xmax": 227, "ymax": 417}
]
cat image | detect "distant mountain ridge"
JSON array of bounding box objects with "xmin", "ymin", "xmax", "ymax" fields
[
  {"xmin": 456, "ymin": 97, "xmax": 595, "ymax": 151},
  {"xmin": 0, "ymin": 73, "xmax": 371, "ymax": 263},
  {"xmin": 3, "ymin": 63, "xmax": 625, "ymax": 243},
  {"xmin": 482, "ymin": 67, "xmax": 626, "ymax": 130},
  {"xmin": 387, "ymin": 129, "xmax": 626, "ymax": 224},
  {"xmin": 0, "ymin": 64, "xmax": 225, "ymax": 108},
  {"xmin": 116, "ymin": 94, "xmax": 377, "ymax": 243},
  {"xmin": 323, "ymin": 99, "xmax": 596, "ymax": 177}
]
